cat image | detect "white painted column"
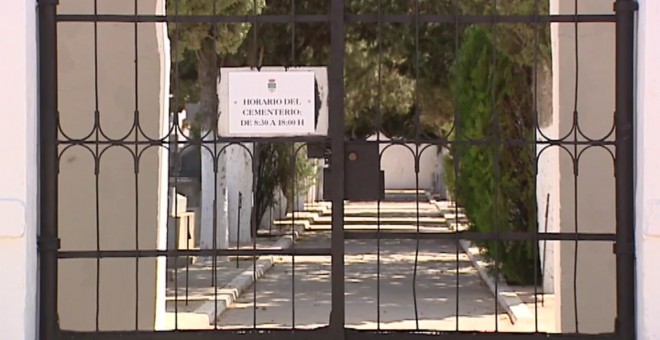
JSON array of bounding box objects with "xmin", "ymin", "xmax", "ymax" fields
[
  {"xmin": 0, "ymin": 1, "xmax": 38, "ymax": 340},
  {"xmin": 200, "ymin": 136, "xmax": 229, "ymax": 253},
  {"xmin": 227, "ymin": 143, "xmax": 254, "ymax": 244},
  {"xmin": 55, "ymin": 0, "xmax": 169, "ymax": 330},
  {"xmin": 636, "ymin": 1, "xmax": 660, "ymax": 339},
  {"xmin": 550, "ymin": 0, "xmax": 618, "ymax": 332}
]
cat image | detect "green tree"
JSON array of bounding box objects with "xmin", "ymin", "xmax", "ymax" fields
[
  {"xmin": 253, "ymin": 143, "xmax": 317, "ymax": 227},
  {"xmin": 167, "ymin": 0, "xmax": 265, "ymax": 130},
  {"xmin": 166, "ymin": 1, "xmax": 266, "ymax": 245},
  {"xmin": 344, "ymin": 0, "xmax": 457, "ymax": 137},
  {"xmin": 447, "ymin": 26, "xmax": 537, "ymax": 284}
]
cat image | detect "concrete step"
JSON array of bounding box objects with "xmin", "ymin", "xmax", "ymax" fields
[
  {"xmin": 304, "ymin": 224, "xmax": 450, "ymax": 232},
  {"xmin": 311, "ymin": 216, "xmax": 446, "ymax": 226},
  {"xmin": 340, "ymin": 210, "xmax": 442, "ymax": 218},
  {"xmin": 284, "ymin": 211, "xmax": 321, "ymax": 221}
]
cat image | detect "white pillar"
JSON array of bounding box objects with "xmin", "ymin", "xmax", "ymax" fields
[
  {"xmin": 636, "ymin": 1, "xmax": 660, "ymax": 339},
  {"xmin": 0, "ymin": 1, "xmax": 38, "ymax": 340},
  {"xmin": 227, "ymin": 143, "xmax": 254, "ymax": 244},
  {"xmin": 550, "ymin": 0, "xmax": 618, "ymax": 332},
  {"xmin": 200, "ymin": 137, "xmax": 229, "ymax": 253},
  {"xmin": 55, "ymin": 0, "xmax": 169, "ymax": 330}
]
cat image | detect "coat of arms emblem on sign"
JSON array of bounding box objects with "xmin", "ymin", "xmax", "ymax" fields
[{"xmin": 268, "ymin": 79, "xmax": 276, "ymax": 92}]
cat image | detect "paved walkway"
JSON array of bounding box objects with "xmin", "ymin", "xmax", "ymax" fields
[
  {"xmin": 165, "ymin": 238, "xmax": 277, "ymax": 314},
  {"xmin": 166, "ymin": 196, "xmax": 554, "ymax": 332},
  {"xmin": 217, "ymin": 199, "xmax": 555, "ymax": 332},
  {"xmin": 219, "ymin": 232, "xmax": 511, "ymax": 331}
]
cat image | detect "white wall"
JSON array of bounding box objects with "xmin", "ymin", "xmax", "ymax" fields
[
  {"xmin": 367, "ymin": 134, "xmax": 441, "ymax": 191},
  {"xmin": 0, "ymin": 1, "xmax": 38, "ymax": 340},
  {"xmin": 536, "ymin": 128, "xmax": 560, "ymax": 294},
  {"xmin": 537, "ymin": 40, "xmax": 559, "ymax": 294},
  {"xmin": 56, "ymin": 0, "xmax": 169, "ymax": 331},
  {"xmin": 200, "ymin": 138, "xmax": 229, "ymax": 253},
  {"xmin": 636, "ymin": 1, "xmax": 660, "ymax": 339},
  {"xmin": 155, "ymin": 0, "xmax": 171, "ymax": 329},
  {"xmin": 227, "ymin": 143, "xmax": 254, "ymax": 244},
  {"xmin": 549, "ymin": 0, "xmax": 618, "ymax": 332}
]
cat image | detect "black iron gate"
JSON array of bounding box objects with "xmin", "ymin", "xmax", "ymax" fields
[{"xmin": 38, "ymin": 0, "xmax": 637, "ymax": 339}]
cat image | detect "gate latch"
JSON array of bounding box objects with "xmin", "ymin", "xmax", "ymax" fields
[
  {"xmin": 613, "ymin": 241, "xmax": 635, "ymax": 255},
  {"xmin": 323, "ymin": 142, "xmax": 384, "ymax": 201},
  {"xmin": 38, "ymin": 236, "xmax": 61, "ymax": 252}
]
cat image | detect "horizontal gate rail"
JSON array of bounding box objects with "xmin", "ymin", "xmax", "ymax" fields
[
  {"xmin": 56, "ymin": 138, "xmax": 616, "ymax": 147},
  {"xmin": 57, "ymin": 329, "xmax": 619, "ymax": 340},
  {"xmin": 344, "ymin": 231, "xmax": 617, "ymax": 241},
  {"xmin": 55, "ymin": 14, "xmax": 617, "ymax": 24},
  {"xmin": 57, "ymin": 247, "xmax": 333, "ymax": 259}
]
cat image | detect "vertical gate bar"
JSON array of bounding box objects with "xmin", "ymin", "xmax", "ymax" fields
[
  {"xmin": 376, "ymin": 1, "xmax": 382, "ymax": 330},
  {"xmin": 376, "ymin": 195, "xmax": 381, "ymax": 330},
  {"xmin": 251, "ymin": 1, "xmax": 259, "ymax": 328},
  {"xmin": 133, "ymin": 0, "xmax": 141, "ymax": 329},
  {"xmin": 571, "ymin": 0, "xmax": 581, "ymax": 331},
  {"xmin": 412, "ymin": 146, "xmax": 420, "ymax": 330},
  {"xmin": 289, "ymin": 11, "xmax": 298, "ymax": 325},
  {"xmin": 172, "ymin": 0, "xmax": 182, "ymax": 327},
  {"xmin": 291, "ymin": 142, "xmax": 296, "ymax": 328},
  {"xmin": 237, "ymin": 192, "xmax": 241, "ymax": 269},
  {"xmin": 38, "ymin": 0, "xmax": 60, "ymax": 338},
  {"xmin": 185, "ymin": 216, "xmax": 190, "ymax": 305},
  {"xmin": 452, "ymin": 0, "xmax": 461, "ymax": 330},
  {"xmin": 614, "ymin": 0, "xmax": 637, "ymax": 338},
  {"xmin": 490, "ymin": 0, "xmax": 500, "ymax": 330},
  {"xmin": 412, "ymin": 1, "xmax": 421, "ymax": 330},
  {"xmin": 92, "ymin": 0, "xmax": 101, "ymax": 330},
  {"xmin": 211, "ymin": 0, "xmax": 220, "ymax": 329},
  {"xmin": 532, "ymin": 0, "xmax": 541, "ymax": 331},
  {"xmin": 251, "ymin": 157, "xmax": 256, "ymax": 327},
  {"xmin": 413, "ymin": 0, "xmax": 421, "ymax": 138},
  {"xmin": 329, "ymin": 0, "xmax": 346, "ymax": 336}
]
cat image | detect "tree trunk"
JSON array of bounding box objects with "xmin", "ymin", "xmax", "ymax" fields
[
  {"xmin": 280, "ymin": 179, "xmax": 293, "ymax": 215},
  {"xmin": 286, "ymin": 192, "xmax": 294, "ymax": 214},
  {"xmin": 196, "ymin": 37, "xmax": 218, "ymax": 130}
]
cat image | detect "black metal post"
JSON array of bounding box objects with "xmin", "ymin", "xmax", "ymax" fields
[
  {"xmin": 614, "ymin": 0, "xmax": 637, "ymax": 338},
  {"xmin": 185, "ymin": 216, "xmax": 191, "ymax": 305},
  {"xmin": 330, "ymin": 0, "xmax": 346, "ymax": 337},
  {"xmin": 269, "ymin": 203, "xmax": 273, "ymax": 235},
  {"xmin": 237, "ymin": 192, "xmax": 242, "ymax": 268},
  {"xmin": 541, "ymin": 193, "xmax": 550, "ymax": 307},
  {"xmin": 38, "ymin": 0, "xmax": 60, "ymax": 338}
]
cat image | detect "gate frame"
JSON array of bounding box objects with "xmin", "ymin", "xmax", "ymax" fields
[
  {"xmin": 36, "ymin": 0, "xmax": 638, "ymax": 339},
  {"xmin": 38, "ymin": 0, "xmax": 60, "ymax": 338}
]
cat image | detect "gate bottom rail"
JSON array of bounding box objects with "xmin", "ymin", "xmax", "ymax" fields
[{"xmin": 56, "ymin": 328, "xmax": 620, "ymax": 340}]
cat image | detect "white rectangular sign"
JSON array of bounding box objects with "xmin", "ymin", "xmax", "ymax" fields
[{"xmin": 227, "ymin": 71, "xmax": 316, "ymax": 135}]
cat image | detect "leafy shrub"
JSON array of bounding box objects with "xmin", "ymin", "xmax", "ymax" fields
[
  {"xmin": 254, "ymin": 143, "xmax": 317, "ymax": 228},
  {"xmin": 445, "ymin": 26, "xmax": 539, "ymax": 285}
]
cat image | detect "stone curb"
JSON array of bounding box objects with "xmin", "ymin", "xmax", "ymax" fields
[
  {"xmin": 458, "ymin": 239, "xmax": 534, "ymax": 324},
  {"xmin": 425, "ymin": 194, "xmax": 533, "ymax": 324},
  {"xmin": 194, "ymin": 227, "xmax": 304, "ymax": 325}
]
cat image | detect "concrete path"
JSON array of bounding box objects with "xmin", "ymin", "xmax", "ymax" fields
[
  {"xmin": 219, "ymin": 232, "xmax": 511, "ymax": 331},
  {"xmin": 163, "ymin": 238, "xmax": 284, "ymax": 330},
  {"xmin": 217, "ymin": 198, "xmax": 555, "ymax": 332}
]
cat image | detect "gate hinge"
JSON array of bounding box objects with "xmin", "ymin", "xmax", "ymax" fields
[
  {"xmin": 613, "ymin": 242, "xmax": 635, "ymax": 255},
  {"xmin": 613, "ymin": 1, "xmax": 639, "ymax": 12},
  {"xmin": 38, "ymin": 236, "xmax": 61, "ymax": 252}
]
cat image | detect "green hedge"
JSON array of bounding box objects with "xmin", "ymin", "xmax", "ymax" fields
[{"xmin": 445, "ymin": 26, "xmax": 538, "ymax": 285}]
